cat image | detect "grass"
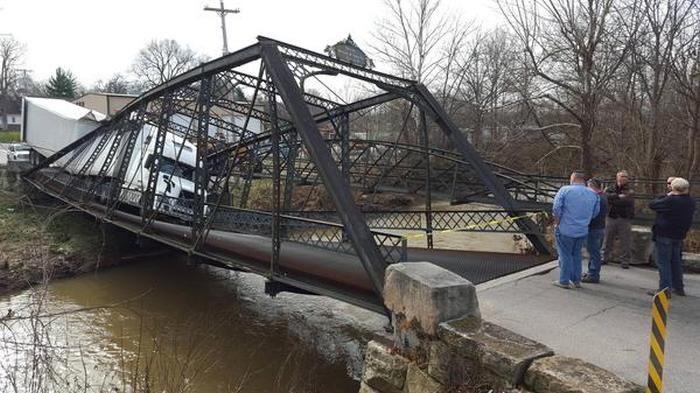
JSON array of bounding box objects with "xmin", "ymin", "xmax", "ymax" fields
[
  {"xmin": 0, "ymin": 131, "xmax": 21, "ymax": 143},
  {"xmin": 0, "ymin": 170, "xmax": 130, "ymax": 292},
  {"xmin": 0, "ymin": 179, "xmax": 98, "ymax": 257}
]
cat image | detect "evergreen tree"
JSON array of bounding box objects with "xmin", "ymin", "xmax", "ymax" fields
[{"xmin": 45, "ymin": 67, "xmax": 78, "ymax": 99}]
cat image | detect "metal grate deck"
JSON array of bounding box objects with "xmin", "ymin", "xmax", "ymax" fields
[{"xmin": 406, "ymin": 248, "xmax": 552, "ymax": 285}]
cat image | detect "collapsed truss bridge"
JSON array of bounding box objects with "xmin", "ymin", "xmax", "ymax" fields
[{"xmin": 24, "ymin": 37, "xmax": 553, "ymax": 313}]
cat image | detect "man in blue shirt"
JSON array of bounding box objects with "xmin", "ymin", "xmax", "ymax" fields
[{"xmin": 552, "ymin": 171, "xmax": 600, "ymax": 288}]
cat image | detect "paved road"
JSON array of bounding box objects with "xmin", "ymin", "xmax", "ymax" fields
[{"xmin": 479, "ymin": 264, "xmax": 700, "ymax": 393}]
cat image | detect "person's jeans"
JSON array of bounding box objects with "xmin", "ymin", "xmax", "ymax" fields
[
  {"xmin": 655, "ymin": 236, "xmax": 684, "ymax": 291},
  {"xmin": 556, "ymin": 229, "xmax": 587, "ymax": 285},
  {"xmin": 586, "ymin": 228, "xmax": 605, "ymax": 280}
]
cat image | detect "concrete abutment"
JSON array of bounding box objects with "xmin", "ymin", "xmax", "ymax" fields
[{"xmin": 359, "ymin": 262, "xmax": 642, "ymax": 393}]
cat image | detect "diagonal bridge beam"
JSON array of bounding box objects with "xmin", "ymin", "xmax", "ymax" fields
[{"xmin": 260, "ymin": 40, "xmax": 389, "ymax": 296}]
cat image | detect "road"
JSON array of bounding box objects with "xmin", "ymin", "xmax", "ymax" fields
[{"xmin": 478, "ymin": 263, "xmax": 700, "ymax": 393}]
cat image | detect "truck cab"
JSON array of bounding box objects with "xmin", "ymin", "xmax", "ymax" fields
[{"xmin": 120, "ymin": 125, "xmax": 204, "ymax": 221}]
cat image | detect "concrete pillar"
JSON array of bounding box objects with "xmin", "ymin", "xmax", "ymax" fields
[{"xmin": 383, "ymin": 262, "xmax": 481, "ymax": 351}]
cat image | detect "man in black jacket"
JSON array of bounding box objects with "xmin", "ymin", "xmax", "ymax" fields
[
  {"xmin": 649, "ymin": 177, "xmax": 696, "ymax": 296},
  {"xmin": 604, "ymin": 170, "xmax": 635, "ymax": 268}
]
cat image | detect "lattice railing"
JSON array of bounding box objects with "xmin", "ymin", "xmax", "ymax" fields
[
  {"xmin": 209, "ymin": 206, "xmax": 406, "ymax": 263},
  {"xmin": 288, "ymin": 209, "xmax": 552, "ymax": 234}
]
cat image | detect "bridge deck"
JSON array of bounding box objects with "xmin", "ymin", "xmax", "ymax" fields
[{"xmin": 406, "ymin": 248, "xmax": 550, "ymax": 284}]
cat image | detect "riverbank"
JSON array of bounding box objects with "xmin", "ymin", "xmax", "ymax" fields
[{"xmin": 0, "ymin": 169, "xmax": 141, "ymax": 295}]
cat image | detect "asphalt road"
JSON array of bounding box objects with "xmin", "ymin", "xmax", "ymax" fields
[{"xmin": 479, "ymin": 263, "xmax": 700, "ymax": 393}]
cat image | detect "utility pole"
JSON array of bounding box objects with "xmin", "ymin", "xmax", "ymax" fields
[
  {"xmin": 16, "ymin": 68, "xmax": 32, "ymax": 96},
  {"xmin": 203, "ymin": 0, "xmax": 240, "ymax": 56}
]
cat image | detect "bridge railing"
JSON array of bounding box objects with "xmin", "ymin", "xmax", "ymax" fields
[
  {"xmin": 31, "ymin": 170, "xmax": 408, "ymax": 264},
  {"xmin": 286, "ymin": 209, "xmax": 552, "ymax": 236},
  {"xmin": 209, "ymin": 206, "xmax": 407, "ymax": 264}
]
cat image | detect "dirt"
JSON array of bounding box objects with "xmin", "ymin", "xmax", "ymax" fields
[{"xmin": 0, "ymin": 170, "xmax": 144, "ymax": 295}]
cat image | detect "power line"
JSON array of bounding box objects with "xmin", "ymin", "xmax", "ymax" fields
[{"xmin": 203, "ymin": 0, "xmax": 240, "ymax": 56}]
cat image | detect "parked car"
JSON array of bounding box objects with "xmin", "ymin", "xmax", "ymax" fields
[{"xmin": 8, "ymin": 143, "xmax": 31, "ymax": 162}]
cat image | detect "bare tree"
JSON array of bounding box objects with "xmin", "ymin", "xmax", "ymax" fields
[
  {"xmin": 0, "ymin": 37, "xmax": 25, "ymax": 130},
  {"xmin": 457, "ymin": 28, "xmax": 522, "ymax": 148},
  {"xmin": 671, "ymin": 6, "xmax": 700, "ymax": 180},
  {"xmin": 497, "ymin": 0, "xmax": 639, "ymax": 176},
  {"xmin": 629, "ymin": 0, "xmax": 695, "ymax": 188},
  {"xmin": 131, "ymin": 39, "xmax": 206, "ymax": 89},
  {"xmin": 93, "ymin": 73, "xmax": 134, "ymax": 94},
  {"xmin": 372, "ymin": 0, "xmax": 473, "ymax": 147},
  {"xmin": 434, "ymin": 18, "xmax": 470, "ymax": 115},
  {"xmin": 372, "ymin": 0, "xmax": 464, "ymax": 86}
]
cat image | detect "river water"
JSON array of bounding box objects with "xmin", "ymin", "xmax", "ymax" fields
[{"xmin": 0, "ymin": 256, "xmax": 387, "ymax": 393}]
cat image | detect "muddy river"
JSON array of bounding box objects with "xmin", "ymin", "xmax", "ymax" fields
[{"xmin": 0, "ymin": 256, "xmax": 387, "ymax": 392}]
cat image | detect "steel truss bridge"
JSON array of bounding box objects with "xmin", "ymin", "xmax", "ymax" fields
[{"xmin": 24, "ymin": 37, "xmax": 555, "ymax": 313}]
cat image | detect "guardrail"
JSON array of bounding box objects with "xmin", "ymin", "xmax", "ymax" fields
[{"xmin": 209, "ymin": 206, "xmax": 407, "ymax": 264}]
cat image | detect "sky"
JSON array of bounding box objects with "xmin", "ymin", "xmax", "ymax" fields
[{"xmin": 0, "ymin": 0, "xmax": 502, "ymax": 87}]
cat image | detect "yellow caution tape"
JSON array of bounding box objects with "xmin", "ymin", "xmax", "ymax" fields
[{"xmin": 401, "ymin": 211, "xmax": 545, "ymax": 241}]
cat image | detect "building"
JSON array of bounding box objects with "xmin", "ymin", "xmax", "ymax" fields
[
  {"xmin": 1, "ymin": 98, "xmax": 23, "ymax": 131},
  {"xmin": 4, "ymin": 112, "xmax": 22, "ymax": 130},
  {"xmin": 73, "ymin": 92, "xmax": 137, "ymax": 117}
]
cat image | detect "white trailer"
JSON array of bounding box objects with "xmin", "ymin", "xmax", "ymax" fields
[
  {"xmin": 22, "ymin": 97, "xmax": 202, "ymax": 220},
  {"xmin": 21, "ymin": 97, "xmax": 106, "ymax": 159}
]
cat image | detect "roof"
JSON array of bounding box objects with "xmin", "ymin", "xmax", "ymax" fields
[
  {"xmin": 25, "ymin": 97, "xmax": 107, "ymax": 121},
  {"xmin": 76, "ymin": 92, "xmax": 138, "ymax": 99}
]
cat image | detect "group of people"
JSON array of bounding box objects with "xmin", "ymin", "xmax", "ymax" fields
[{"xmin": 552, "ymin": 170, "xmax": 696, "ymax": 297}]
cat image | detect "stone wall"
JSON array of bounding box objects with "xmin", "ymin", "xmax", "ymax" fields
[
  {"xmin": 681, "ymin": 252, "xmax": 700, "ymax": 273},
  {"xmin": 584, "ymin": 225, "xmax": 653, "ymax": 266},
  {"xmin": 359, "ymin": 263, "xmax": 642, "ymax": 393}
]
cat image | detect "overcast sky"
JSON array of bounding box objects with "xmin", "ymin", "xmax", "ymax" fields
[{"xmin": 0, "ymin": 0, "xmax": 502, "ymax": 87}]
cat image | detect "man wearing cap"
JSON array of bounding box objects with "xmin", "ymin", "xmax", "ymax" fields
[
  {"xmin": 552, "ymin": 171, "xmax": 600, "ymax": 289},
  {"xmin": 604, "ymin": 170, "xmax": 635, "ymax": 269},
  {"xmin": 648, "ymin": 177, "xmax": 696, "ymax": 297}
]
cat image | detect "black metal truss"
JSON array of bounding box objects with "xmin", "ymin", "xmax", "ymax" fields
[
  {"xmin": 261, "ymin": 42, "xmax": 389, "ymax": 295},
  {"xmin": 24, "ymin": 36, "xmax": 555, "ymax": 313},
  {"xmin": 192, "ymin": 75, "xmax": 213, "ymax": 245},
  {"xmin": 141, "ymin": 91, "xmax": 174, "ymax": 224}
]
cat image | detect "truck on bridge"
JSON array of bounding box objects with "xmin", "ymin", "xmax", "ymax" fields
[
  {"xmin": 21, "ymin": 97, "xmax": 201, "ymax": 220},
  {"xmin": 117, "ymin": 124, "xmax": 200, "ymax": 219}
]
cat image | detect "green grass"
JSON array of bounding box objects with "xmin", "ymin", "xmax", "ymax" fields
[
  {"xmin": 0, "ymin": 171, "xmax": 102, "ymax": 258},
  {"xmin": 0, "ymin": 131, "xmax": 21, "ymax": 143}
]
